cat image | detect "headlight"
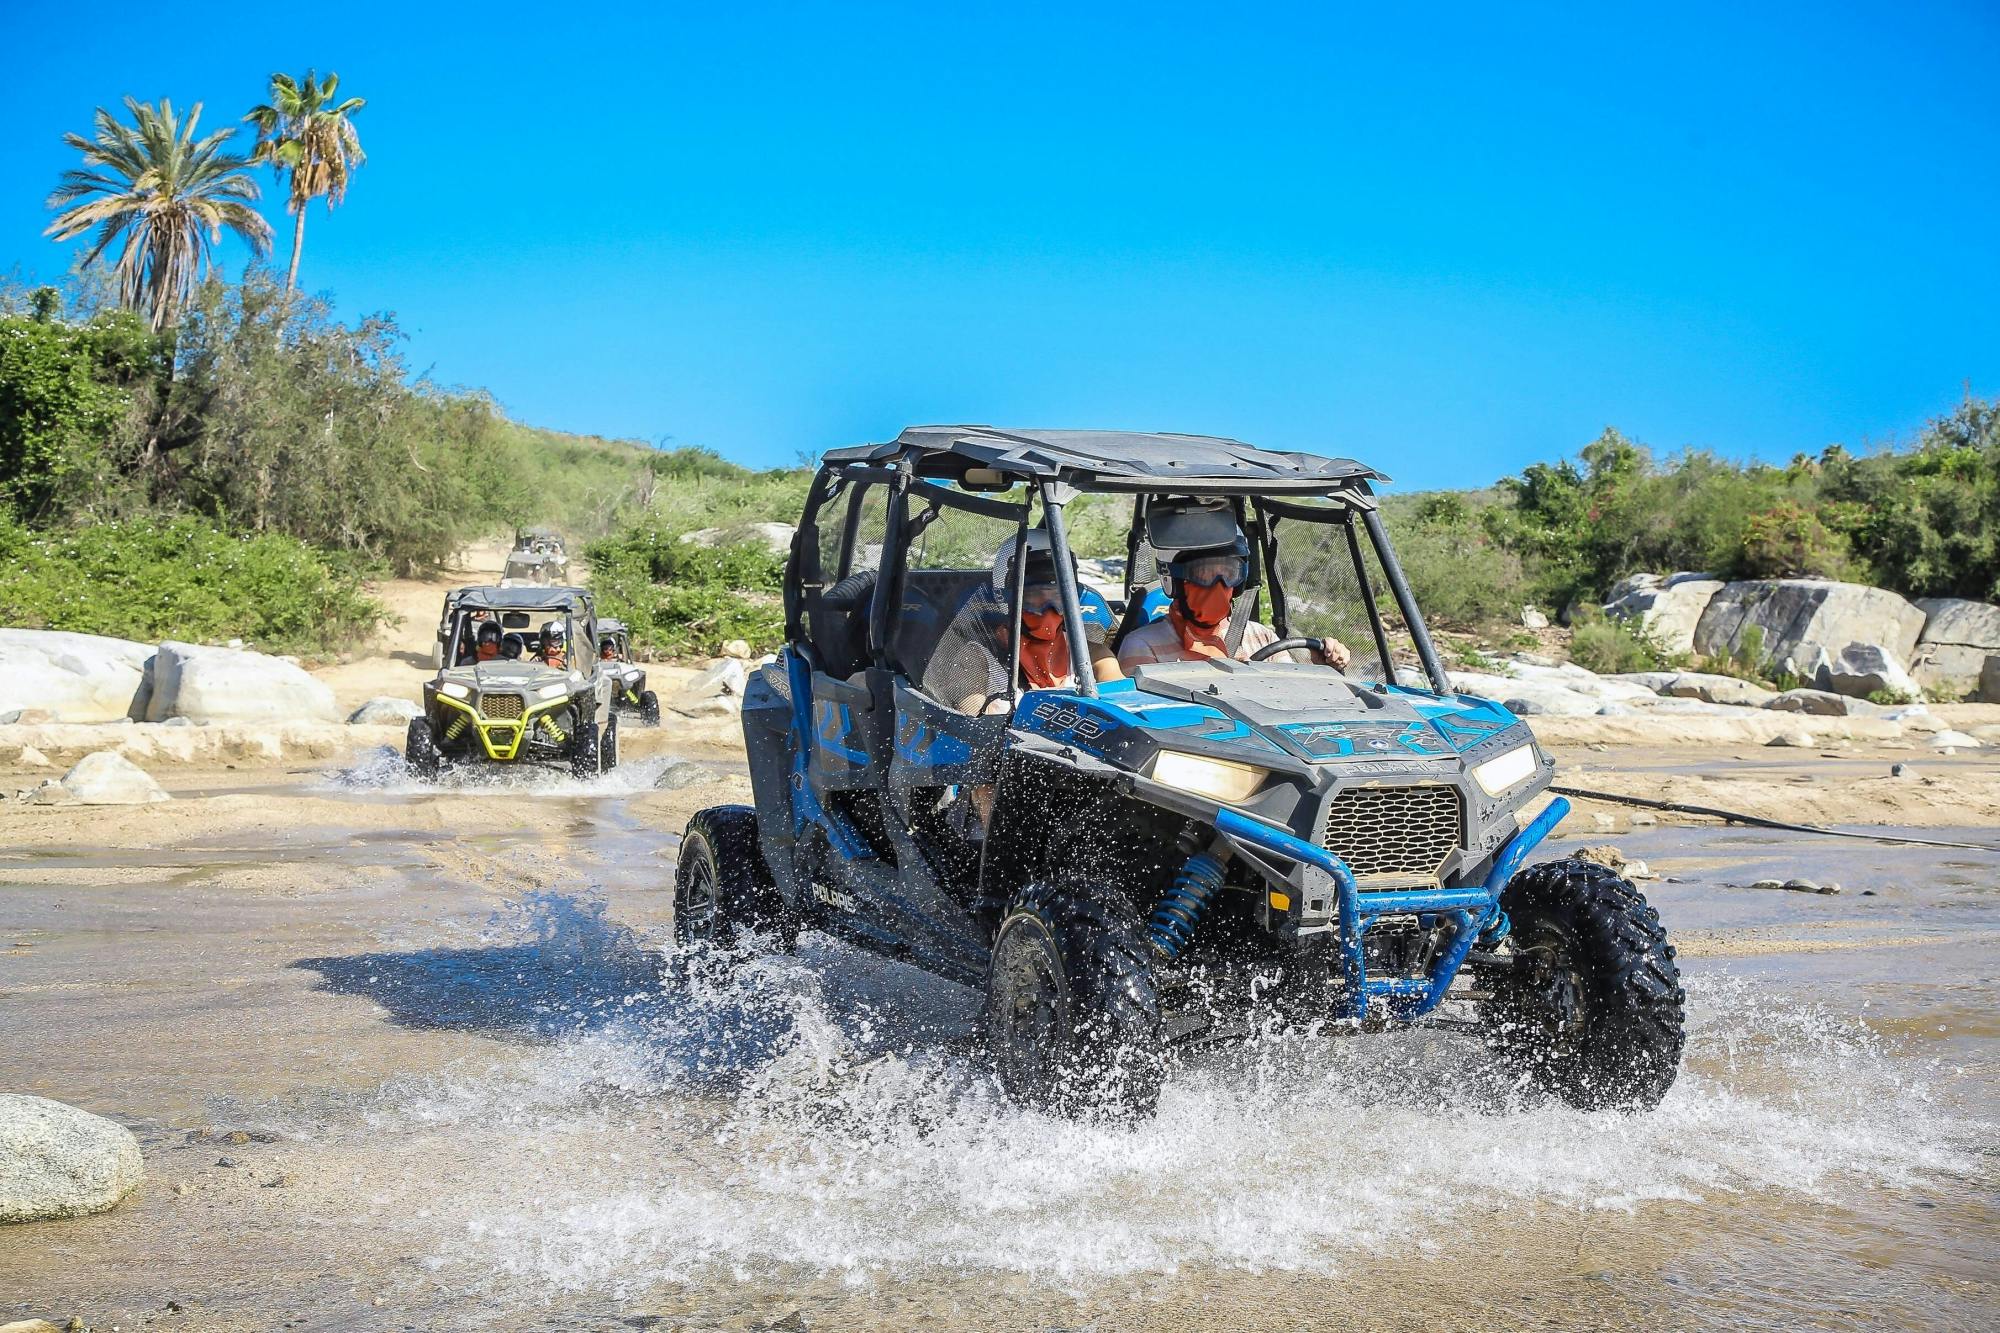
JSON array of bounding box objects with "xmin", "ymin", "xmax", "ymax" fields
[
  {"xmin": 536, "ymin": 682, "xmax": 570, "ymax": 701},
  {"xmin": 1150, "ymin": 750, "xmax": 1270, "ymax": 805},
  {"xmin": 1471, "ymin": 744, "xmax": 1537, "ymax": 796},
  {"xmin": 439, "ymin": 682, "xmax": 470, "ymax": 700}
]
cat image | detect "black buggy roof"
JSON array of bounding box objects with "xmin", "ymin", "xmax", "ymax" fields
[
  {"xmin": 821, "ymin": 426, "xmax": 1385, "ymax": 492},
  {"xmin": 452, "ymin": 586, "xmax": 593, "ymax": 614}
]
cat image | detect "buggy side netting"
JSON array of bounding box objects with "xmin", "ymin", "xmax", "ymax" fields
[
  {"xmin": 897, "ymin": 492, "xmax": 1025, "ymax": 712},
  {"xmin": 904, "ymin": 494, "xmax": 1111, "ymax": 712},
  {"xmin": 1268, "ymin": 512, "xmax": 1415, "ymax": 686}
]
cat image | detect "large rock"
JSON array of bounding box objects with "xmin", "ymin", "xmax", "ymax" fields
[
  {"xmin": 0, "ymin": 1094, "xmax": 144, "ymax": 1224},
  {"xmin": 678, "ymin": 522, "xmax": 796, "ymax": 557},
  {"xmin": 1603, "ymin": 573, "xmax": 1724, "ymax": 658},
  {"xmin": 141, "ymin": 641, "xmax": 338, "ymax": 725},
  {"xmin": 1984, "ymin": 656, "xmax": 2000, "ymax": 705},
  {"xmin": 1661, "ymin": 671, "xmax": 1778, "ymax": 707},
  {"xmin": 1912, "ymin": 598, "xmax": 2000, "ymax": 698},
  {"xmin": 23, "ymin": 751, "xmax": 170, "ymax": 805},
  {"xmin": 1814, "ymin": 642, "xmax": 1921, "ymax": 702},
  {"xmin": 347, "ymin": 697, "xmax": 422, "ymax": 725},
  {"xmin": 679, "ymin": 658, "xmax": 747, "ymax": 702},
  {"xmin": 1693, "ymin": 580, "xmax": 1925, "ymax": 677},
  {"xmin": 0, "ymin": 630, "xmax": 153, "ymax": 724}
]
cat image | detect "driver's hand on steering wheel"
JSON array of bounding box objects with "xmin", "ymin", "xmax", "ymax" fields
[{"xmin": 1312, "ymin": 637, "xmax": 1352, "ymax": 671}]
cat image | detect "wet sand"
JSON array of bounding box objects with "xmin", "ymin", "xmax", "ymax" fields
[{"xmin": 3, "ymin": 739, "xmax": 1996, "ymax": 1331}]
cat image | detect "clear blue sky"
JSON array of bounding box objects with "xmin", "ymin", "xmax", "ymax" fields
[{"xmin": 2, "ymin": 1, "xmax": 1995, "ymax": 489}]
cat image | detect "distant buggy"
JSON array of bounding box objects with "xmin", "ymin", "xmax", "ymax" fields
[
  {"xmin": 407, "ymin": 585, "xmax": 619, "ymax": 779},
  {"xmin": 597, "ymin": 618, "xmax": 662, "ymax": 726},
  {"xmin": 501, "ymin": 527, "xmax": 570, "ymax": 586},
  {"xmin": 678, "ymin": 427, "xmax": 1686, "ymax": 1118}
]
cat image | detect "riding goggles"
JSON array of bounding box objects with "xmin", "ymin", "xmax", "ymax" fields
[
  {"xmin": 1020, "ymin": 584, "xmax": 1064, "ymax": 616},
  {"xmin": 1168, "ymin": 554, "xmax": 1249, "ymax": 589}
]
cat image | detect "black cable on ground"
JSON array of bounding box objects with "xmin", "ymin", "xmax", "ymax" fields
[{"xmin": 1546, "ymin": 784, "xmax": 2000, "ymax": 853}]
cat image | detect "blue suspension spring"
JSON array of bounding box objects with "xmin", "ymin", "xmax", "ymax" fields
[{"xmin": 1149, "ymin": 852, "xmax": 1227, "ymax": 960}]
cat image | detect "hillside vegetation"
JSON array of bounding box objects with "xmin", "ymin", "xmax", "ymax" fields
[
  {"xmin": 6, "ymin": 275, "xmax": 1992, "ymax": 663},
  {"xmin": 579, "ymin": 400, "xmax": 1998, "ymax": 659},
  {"xmin": 0, "ymin": 274, "xmax": 663, "ymax": 652}
]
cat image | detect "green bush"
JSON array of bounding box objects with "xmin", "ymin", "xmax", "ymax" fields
[
  {"xmin": 1736, "ymin": 501, "xmax": 1854, "ymax": 579},
  {"xmin": 0, "ymin": 514, "xmax": 386, "ymax": 655},
  {"xmin": 1378, "ymin": 491, "xmax": 1532, "ymax": 627},
  {"xmin": 585, "ymin": 524, "xmax": 786, "ymax": 658},
  {"xmin": 1567, "ymin": 609, "xmax": 1677, "ymax": 675}
]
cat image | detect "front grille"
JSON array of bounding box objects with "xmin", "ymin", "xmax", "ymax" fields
[
  {"xmin": 1322, "ymin": 784, "xmax": 1463, "ymax": 884},
  {"xmin": 479, "ymin": 693, "xmax": 524, "ymax": 720}
]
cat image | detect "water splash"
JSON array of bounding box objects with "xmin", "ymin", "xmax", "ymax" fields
[
  {"xmin": 346, "ymin": 894, "xmax": 1985, "ymax": 1294},
  {"xmin": 327, "ymin": 746, "xmax": 699, "ymax": 798}
]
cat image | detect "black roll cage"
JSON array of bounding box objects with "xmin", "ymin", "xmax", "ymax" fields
[{"xmin": 785, "ymin": 453, "xmax": 1451, "ymax": 700}]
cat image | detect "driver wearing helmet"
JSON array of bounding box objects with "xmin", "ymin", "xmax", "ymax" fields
[
  {"xmin": 474, "ymin": 621, "xmax": 503, "ymax": 662},
  {"xmin": 600, "ymin": 635, "xmax": 620, "ymax": 662},
  {"xmin": 1117, "ymin": 515, "xmax": 1351, "ymax": 671},
  {"xmin": 538, "ymin": 621, "xmax": 568, "ymax": 668}
]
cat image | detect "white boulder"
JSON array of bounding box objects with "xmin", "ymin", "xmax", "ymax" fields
[
  {"xmin": 1661, "ymin": 672, "xmax": 1777, "ymax": 707},
  {"xmin": 719, "ymin": 639, "xmax": 753, "ymax": 661},
  {"xmin": 680, "ymin": 658, "xmax": 748, "ymax": 702},
  {"xmin": 25, "ymin": 751, "xmax": 170, "ymax": 805},
  {"xmin": 1693, "ymin": 580, "xmax": 1925, "ymax": 676},
  {"xmin": 1603, "ymin": 573, "xmax": 1723, "ymax": 658},
  {"xmin": 347, "ymin": 697, "xmax": 423, "ymax": 725},
  {"xmin": 0, "ymin": 629, "xmax": 154, "ymax": 724},
  {"xmin": 0, "ymin": 1094, "xmax": 144, "ymax": 1224},
  {"xmin": 1814, "ymin": 642, "xmax": 1922, "ymax": 702},
  {"xmin": 1911, "ymin": 598, "xmax": 2000, "ymax": 698},
  {"xmin": 141, "ymin": 641, "xmax": 338, "ymax": 725},
  {"xmin": 1765, "ymin": 688, "xmax": 1862, "ymax": 716},
  {"xmin": 1931, "ymin": 730, "xmax": 1982, "ymax": 750}
]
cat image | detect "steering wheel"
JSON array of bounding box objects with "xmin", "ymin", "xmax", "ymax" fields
[{"xmin": 1247, "ymin": 637, "xmax": 1322, "ymax": 662}]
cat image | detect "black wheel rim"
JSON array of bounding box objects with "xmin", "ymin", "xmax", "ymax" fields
[
  {"xmin": 988, "ymin": 919, "xmax": 1067, "ymax": 1100},
  {"xmin": 679, "ymin": 837, "xmax": 721, "ymax": 939},
  {"xmin": 1515, "ymin": 920, "xmax": 1589, "ymax": 1053}
]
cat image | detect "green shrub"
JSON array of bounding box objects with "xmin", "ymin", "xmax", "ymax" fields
[
  {"xmin": 1568, "ymin": 609, "xmax": 1677, "ymax": 675},
  {"xmin": 1378, "ymin": 491, "xmax": 1532, "ymax": 628},
  {"xmin": 0, "ymin": 514, "xmax": 386, "ymax": 654},
  {"xmin": 1736, "ymin": 501, "xmax": 1854, "ymax": 579},
  {"xmin": 584, "ymin": 524, "xmax": 786, "ymax": 658}
]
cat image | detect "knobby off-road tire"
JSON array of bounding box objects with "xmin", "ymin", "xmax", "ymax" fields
[
  {"xmin": 674, "ymin": 806, "xmax": 794, "ymax": 953},
  {"xmin": 571, "ymin": 719, "xmax": 602, "ymax": 779},
  {"xmin": 1476, "ymin": 857, "xmax": 1685, "ymax": 1111},
  {"xmin": 640, "ymin": 690, "xmax": 662, "ymax": 727},
  {"xmin": 405, "ymin": 718, "xmax": 441, "ymax": 782},
  {"xmin": 985, "ymin": 876, "xmax": 1166, "ymax": 1119}
]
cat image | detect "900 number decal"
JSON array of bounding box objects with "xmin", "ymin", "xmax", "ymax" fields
[{"xmin": 1030, "ymin": 699, "xmax": 1110, "ymax": 742}]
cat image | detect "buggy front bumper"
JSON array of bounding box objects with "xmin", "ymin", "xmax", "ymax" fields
[
  {"xmin": 1214, "ymin": 797, "xmax": 1571, "ymax": 1023},
  {"xmin": 433, "ymin": 693, "xmax": 575, "ymax": 761}
]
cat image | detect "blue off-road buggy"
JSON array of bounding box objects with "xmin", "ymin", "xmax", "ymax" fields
[{"xmin": 679, "ymin": 428, "xmax": 1684, "ymax": 1116}]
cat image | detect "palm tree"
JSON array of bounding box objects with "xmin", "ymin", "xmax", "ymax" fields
[
  {"xmin": 245, "ymin": 71, "xmax": 365, "ymax": 290},
  {"xmin": 44, "ymin": 97, "xmax": 273, "ymax": 331}
]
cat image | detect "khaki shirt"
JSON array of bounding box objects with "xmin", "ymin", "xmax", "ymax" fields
[{"xmin": 1117, "ymin": 617, "xmax": 1296, "ymax": 670}]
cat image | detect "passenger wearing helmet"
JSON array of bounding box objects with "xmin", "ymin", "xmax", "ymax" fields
[
  {"xmin": 943, "ymin": 530, "xmax": 1122, "ymax": 716},
  {"xmin": 600, "ymin": 635, "xmax": 619, "ymax": 662},
  {"xmin": 500, "ymin": 632, "xmax": 526, "ymax": 661},
  {"xmin": 539, "ymin": 622, "xmax": 568, "ymax": 668},
  {"xmin": 474, "ymin": 621, "xmax": 503, "ymax": 662},
  {"xmin": 1117, "ymin": 506, "xmax": 1351, "ymax": 671}
]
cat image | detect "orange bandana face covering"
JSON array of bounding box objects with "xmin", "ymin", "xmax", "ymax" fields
[
  {"xmin": 1171, "ymin": 583, "xmax": 1235, "ymax": 658},
  {"xmin": 1016, "ymin": 610, "xmax": 1071, "ymax": 689}
]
